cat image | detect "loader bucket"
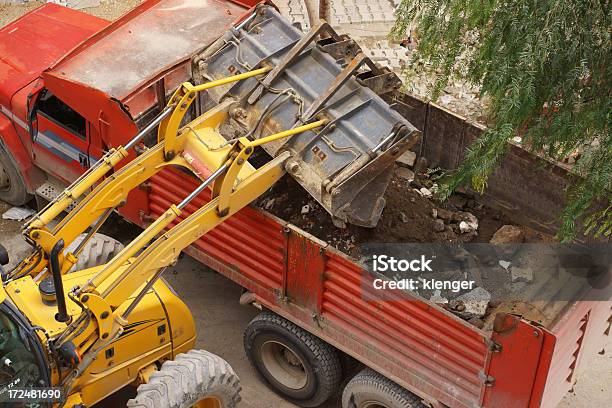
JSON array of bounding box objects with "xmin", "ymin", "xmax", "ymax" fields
[{"xmin": 193, "ymin": 6, "xmax": 420, "ymax": 227}]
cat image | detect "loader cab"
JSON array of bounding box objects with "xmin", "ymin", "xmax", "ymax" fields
[
  {"xmin": 0, "ymin": 300, "xmax": 50, "ymax": 399},
  {"xmin": 0, "ymin": 251, "xmax": 50, "ymax": 398}
]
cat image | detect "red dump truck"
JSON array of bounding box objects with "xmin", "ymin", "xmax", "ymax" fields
[{"xmin": 0, "ymin": 1, "xmax": 609, "ymax": 407}]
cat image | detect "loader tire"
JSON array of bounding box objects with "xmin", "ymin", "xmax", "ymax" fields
[
  {"xmin": 244, "ymin": 311, "xmax": 342, "ymax": 407},
  {"xmin": 0, "ymin": 146, "xmax": 31, "ymax": 206},
  {"xmin": 65, "ymin": 233, "xmax": 124, "ymax": 272},
  {"xmin": 342, "ymin": 368, "xmax": 423, "ymax": 408},
  {"xmin": 127, "ymin": 349, "xmax": 241, "ymax": 408}
]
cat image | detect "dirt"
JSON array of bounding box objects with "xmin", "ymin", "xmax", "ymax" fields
[
  {"xmin": 0, "ymin": 0, "xmax": 142, "ymax": 27},
  {"xmin": 257, "ymin": 166, "xmax": 550, "ymax": 258},
  {"xmin": 0, "ymin": 201, "xmax": 21, "ymax": 237}
]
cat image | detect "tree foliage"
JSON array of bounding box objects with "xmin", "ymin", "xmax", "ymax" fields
[{"xmin": 391, "ymin": 0, "xmax": 611, "ymax": 241}]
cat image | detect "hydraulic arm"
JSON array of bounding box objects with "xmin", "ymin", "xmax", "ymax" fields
[{"xmin": 5, "ymin": 66, "xmax": 327, "ymax": 391}]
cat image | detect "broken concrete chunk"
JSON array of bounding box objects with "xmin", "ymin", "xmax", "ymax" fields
[
  {"xmin": 439, "ymin": 94, "xmax": 453, "ymax": 105},
  {"xmin": 459, "ymin": 221, "xmax": 472, "ymax": 233},
  {"xmin": 396, "ymin": 150, "xmax": 416, "ymax": 167},
  {"xmin": 2, "ymin": 206, "xmax": 35, "ymax": 221},
  {"xmin": 455, "ymin": 287, "xmax": 491, "ymax": 317},
  {"xmin": 436, "ymin": 208, "xmax": 453, "ymax": 220},
  {"xmin": 429, "ymin": 289, "xmax": 448, "ymax": 304},
  {"xmin": 510, "ymin": 266, "xmax": 534, "ymax": 283},
  {"xmin": 418, "ymin": 187, "xmax": 432, "ymax": 198},
  {"xmin": 263, "ymin": 198, "xmax": 275, "ymax": 210},
  {"xmin": 490, "ymin": 225, "xmax": 525, "ymax": 244},
  {"xmin": 465, "ymin": 213, "xmax": 478, "ymax": 230}
]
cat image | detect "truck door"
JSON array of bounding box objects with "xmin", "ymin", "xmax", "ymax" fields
[{"xmin": 32, "ymin": 90, "xmax": 91, "ymax": 183}]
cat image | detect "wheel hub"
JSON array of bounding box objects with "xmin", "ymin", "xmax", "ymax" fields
[
  {"xmin": 193, "ymin": 396, "xmax": 221, "ymax": 408},
  {"xmin": 260, "ymin": 340, "xmax": 308, "ymax": 390}
]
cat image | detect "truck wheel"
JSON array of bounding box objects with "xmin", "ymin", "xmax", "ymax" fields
[
  {"xmin": 342, "ymin": 368, "xmax": 423, "ymax": 408},
  {"xmin": 65, "ymin": 233, "xmax": 124, "ymax": 272},
  {"xmin": 127, "ymin": 349, "xmax": 241, "ymax": 408},
  {"xmin": 244, "ymin": 311, "xmax": 342, "ymax": 407},
  {"xmin": 0, "ymin": 147, "xmax": 30, "ymax": 205}
]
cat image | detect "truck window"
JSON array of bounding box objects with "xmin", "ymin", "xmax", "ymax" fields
[{"xmin": 36, "ymin": 91, "xmax": 86, "ymax": 139}]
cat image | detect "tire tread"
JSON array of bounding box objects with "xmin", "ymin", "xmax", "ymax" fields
[
  {"xmin": 244, "ymin": 311, "xmax": 342, "ymax": 407},
  {"xmin": 127, "ymin": 350, "xmax": 241, "ymax": 408},
  {"xmin": 342, "ymin": 368, "xmax": 423, "ymax": 408}
]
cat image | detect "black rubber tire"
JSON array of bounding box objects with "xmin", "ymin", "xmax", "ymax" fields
[
  {"xmin": 342, "ymin": 368, "xmax": 423, "ymax": 408},
  {"xmin": 65, "ymin": 233, "xmax": 124, "ymax": 272},
  {"xmin": 244, "ymin": 311, "xmax": 342, "ymax": 407},
  {"xmin": 126, "ymin": 349, "xmax": 241, "ymax": 408},
  {"xmin": 0, "ymin": 146, "xmax": 31, "ymax": 206}
]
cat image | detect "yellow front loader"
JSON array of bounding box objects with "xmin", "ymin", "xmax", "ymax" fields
[{"xmin": 0, "ymin": 67, "xmax": 327, "ymax": 408}]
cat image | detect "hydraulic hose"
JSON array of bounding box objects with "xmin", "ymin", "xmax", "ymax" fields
[{"xmin": 50, "ymin": 239, "xmax": 70, "ymax": 323}]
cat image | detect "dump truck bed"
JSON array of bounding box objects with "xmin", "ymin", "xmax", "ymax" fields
[{"xmin": 137, "ymin": 93, "xmax": 610, "ymax": 408}]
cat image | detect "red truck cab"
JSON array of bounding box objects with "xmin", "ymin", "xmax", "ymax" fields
[
  {"xmin": 0, "ymin": 4, "xmax": 108, "ymax": 203},
  {"xmin": 0, "ymin": 0, "xmax": 257, "ymax": 208}
]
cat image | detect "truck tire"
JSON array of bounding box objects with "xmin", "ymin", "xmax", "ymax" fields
[
  {"xmin": 65, "ymin": 233, "xmax": 124, "ymax": 272},
  {"xmin": 342, "ymin": 368, "xmax": 423, "ymax": 408},
  {"xmin": 244, "ymin": 311, "xmax": 342, "ymax": 407},
  {"xmin": 0, "ymin": 147, "xmax": 31, "ymax": 205},
  {"xmin": 127, "ymin": 349, "xmax": 241, "ymax": 408}
]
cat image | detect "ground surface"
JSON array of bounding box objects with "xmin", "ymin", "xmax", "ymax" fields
[{"xmin": 0, "ymin": 1, "xmax": 610, "ymax": 407}]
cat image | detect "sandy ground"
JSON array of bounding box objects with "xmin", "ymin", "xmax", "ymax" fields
[{"xmin": 0, "ymin": 0, "xmax": 142, "ymax": 26}]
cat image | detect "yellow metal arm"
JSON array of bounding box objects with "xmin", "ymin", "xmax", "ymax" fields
[
  {"xmin": 60, "ymin": 119, "xmax": 326, "ymax": 388},
  {"xmin": 9, "ymin": 67, "xmax": 272, "ymax": 281},
  {"xmin": 11, "ymin": 66, "xmax": 329, "ymax": 394},
  {"xmin": 77, "ymin": 120, "xmax": 326, "ymax": 304},
  {"xmin": 157, "ymin": 66, "xmax": 272, "ymax": 159}
]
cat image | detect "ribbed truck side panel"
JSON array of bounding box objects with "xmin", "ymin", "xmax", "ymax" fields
[
  {"xmin": 321, "ymin": 251, "xmax": 489, "ymax": 408},
  {"xmin": 148, "ymin": 168, "xmax": 285, "ymax": 292}
]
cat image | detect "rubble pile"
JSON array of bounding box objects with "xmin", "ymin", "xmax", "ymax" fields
[{"xmin": 257, "ymin": 150, "xmax": 552, "ymax": 328}]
